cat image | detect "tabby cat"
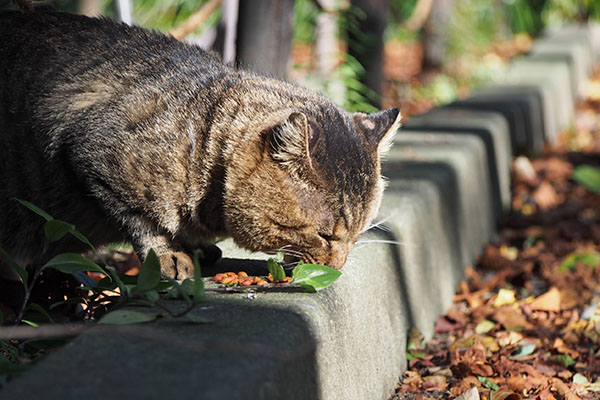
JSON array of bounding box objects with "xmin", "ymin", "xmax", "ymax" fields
[{"xmin": 0, "ymin": 7, "xmax": 401, "ymax": 280}]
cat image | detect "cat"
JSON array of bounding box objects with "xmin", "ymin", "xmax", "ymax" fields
[{"xmin": 0, "ymin": 7, "xmax": 401, "ymax": 281}]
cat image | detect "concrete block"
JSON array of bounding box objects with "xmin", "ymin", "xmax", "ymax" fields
[
  {"xmin": 377, "ymin": 179, "xmax": 461, "ymax": 337},
  {"xmin": 403, "ymin": 108, "xmax": 512, "ymax": 220},
  {"xmin": 527, "ymin": 40, "xmax": 590, "ymax": 99},
  {"xmin": 444, "ymin": 88, "xmax": 543, "ymax": 155},
  {"xmin": 470, "ymin": 84, "xmax": 557, "ymax": 147},
  {"xmin": 0, "ymin": 231, "xmax": 409, "ymax": 400},
  {"xmin": 2, "ymin": 143, "xmax": 483, "ymax": 400},
  {"xmin": 590, "ymin": 22, "xmax": 600, "ymax": 62},
  {"xmin": 545, "ymin": 23, "xmax": 598, "ymax": 65},
  {"xmin": 387, "ymin": 132, "xmax": 494, "ymax": 265},
  {"xmin": 503, "ymin": 59, "xmax": 574, "ymax": 133}
]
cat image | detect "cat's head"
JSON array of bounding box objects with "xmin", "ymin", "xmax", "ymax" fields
[{"xmin": 224, "ymin": 105, "xmax": 401, "ymax": 270}]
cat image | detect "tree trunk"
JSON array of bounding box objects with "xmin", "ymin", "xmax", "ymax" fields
[
  {"xmin": 235, "ymin": 0, "xmax": 294, "ymax": 78},
  {"xmin": 347, "ymin": 0, "xmax": 387, "ymax": 109},
  {"xmin": 422, "ymin": 0, "xmax": 454, "ymax": 70}
]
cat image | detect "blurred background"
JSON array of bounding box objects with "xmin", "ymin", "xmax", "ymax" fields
[{"xmin": 3, "ymin": 0, "xmax": 600, "ymax": 116}]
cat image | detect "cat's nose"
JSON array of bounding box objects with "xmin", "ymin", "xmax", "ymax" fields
[{"xmin": 327, "ymin": 250, "xmax": 348, "ymax": 270}]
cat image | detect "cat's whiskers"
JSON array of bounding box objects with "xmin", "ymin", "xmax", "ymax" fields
[
  {"xmin": 362, "ymin": 214, "xmax": 397, "ymax": 234},
  {"xmin": 352, "ymin": 239, "xmax": 414, "ymax": 253},
  {"xmin": 282, "ymin": 261, "xmax": 301, "ymax": 269},
  {"xmin": 276, "ymin": 245, "xmax": 304, "ymax": 258},
  {"xmin": 355, "ymin": 239, "xmax": 409, "ymax": 246}
]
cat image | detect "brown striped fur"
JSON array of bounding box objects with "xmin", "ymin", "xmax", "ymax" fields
[{"xmin": 0, "ymin": 8, "xmax": 401, "ymax": 280}]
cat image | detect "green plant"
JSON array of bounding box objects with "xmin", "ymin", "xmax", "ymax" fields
[
  {"xmin": 266, "ymin": 253, "xmax": 342, "ymax": 292},
  {"xmin": 572, "ymin": 165, "xmax": 600, "ymax": 194},
  {"xmin": 0, "ymin": 199, "xmax": 342, "ymax": 386},
  {"xmin": 337, "ymin": 6, "xmax": 380, "ymax": 113}
]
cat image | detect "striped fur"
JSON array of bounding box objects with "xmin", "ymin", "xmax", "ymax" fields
[{"xmin": 0, "ymin": 8, "xmax": 400, "ymax": 279}]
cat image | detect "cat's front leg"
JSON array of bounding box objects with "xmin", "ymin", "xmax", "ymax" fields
[{"xmin": 131, "ymin": 234, "xmax": 194, "ymax": 280}]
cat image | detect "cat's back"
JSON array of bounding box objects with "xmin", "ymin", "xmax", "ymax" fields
[{"xmin": 0, "ymin": 7, "xmax": 225, "ymax": 101}]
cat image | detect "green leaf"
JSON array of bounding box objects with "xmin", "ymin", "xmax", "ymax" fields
[
  {"xmin": 0, "ymin": 247, "xmax": 28, "ymax": 287},
  {"xmin": 560, "ymin": 252, "xmax": 600, "ymax": 271},
  {"xmin": 99, "ymin": 310, "xmax": 159, "ymax": 325},
  {"xmin": 166, "ymin": 277, "xmax": 192, "ymax": 305},
  {"xmin": 43, "ymin": 253, "xmax": 107, "ymax": 275},
  {"xmin": 510, "ymin": 342, "xmax": 536, "ymax": 358},
  {"xmin": 580, "ymin": 252, "xmax": 600, "ymax": 267},
  {"xmin": 13, "ymin": 198, "xmax": 53, "ymax": 221},
  {"xmin": 136, "ymin": 249, "xmax": 162, "ymax": 292},
  {"xmin": 291, "ymin": 263, "xmax": 342, "ymax": 292},
  {"xmin": 182, "ymin": 314, "xmax": 213, "ymax": 324},
  {"xmin": 572, "ymin": 165, "xmax": 600, "ymax": 194},
  {"xmin": 21, "ymin": 320, "xmax": 39, "ymax": 327},
  {"xmin": 105, "ymin": 268, "xmax": 125, "ymax": 294},
  {"xmin": 191, "ymin": 250, "xmax": 205, "ymax": 302},
  {"xmin": 273, "ymin": 252, "xmax": 284, "ymax": 263},
  {"xmin": 145, "ymin": 291, "xmax": 160, "ymax": 303},
  {"xmin": 406, "ymin": 350, "xmax": 426, "ymax": 361},
  {"xmin": 0, "ymin": 358, "xmax": 23, "ymax": 374},
  {"xmin": 477, "ymin": 376, "xmax": 500, "ymax": 390},
  {"xmin": 475, "ymin": 319, "xmax": 496, "ymax": 334},
  {"xmin": 267, "ymin": 257, "xmax": 286, "ymax": 282},
  {"xmin": 43, "ymin": 219, "xmax": 96, "ymax": 251},
  {"xmin": 550, "ymin": 354, "xmax": 575, "ymax": 367},
  {"xmin": 26, "ymin": 303, "xmax": 54, "ymax": 324},
  {"xmin": 43, "ymin": 219, "xmax": 75, "ymax": 242}
]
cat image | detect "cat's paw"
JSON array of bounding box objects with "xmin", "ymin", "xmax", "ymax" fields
[{"xmin": 159, "ymin": 251, "xmax": 194, "ymax": 280}]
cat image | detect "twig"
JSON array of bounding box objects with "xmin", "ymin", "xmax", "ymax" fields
[
  {"xmin": 0, "ymin": 323, "xmax": 89, "ymax": 339},
  {"xmin": 169, "ymin": 0, "xmax": 222, "ymax": 40},
  {"xmin": 14, "ymin": 266, "xmax": 44, "ymax": 325}
]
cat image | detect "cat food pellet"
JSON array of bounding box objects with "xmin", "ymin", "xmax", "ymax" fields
[
  {"xmin": 220, "ymin": 276, "xmax": 236, "ymax": 285},
  {"xmin": 212, "ymin": 270, "xmax": 290, "ymax": 287}
]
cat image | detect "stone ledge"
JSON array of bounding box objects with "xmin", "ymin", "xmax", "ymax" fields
[
  {"xmin": 403, "ymin": 108, "xmax": 512, "ymax": 220},
  {"xmin": 2, "ymin": 23, "xmax": 594, "ymax": 400}
]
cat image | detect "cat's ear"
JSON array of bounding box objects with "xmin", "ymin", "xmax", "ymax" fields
[
  {"xmin": 352, "ymin": 108, "xmax": 402, "ymax": 155},
  {"xmin": 270, "ymin": 111, "xmax": 314, "ymax": 169}
]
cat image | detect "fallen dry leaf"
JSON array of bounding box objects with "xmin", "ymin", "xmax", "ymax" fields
[
  {"xmin": 489, "ymin": 390, "xmax": 522, "ymax": 400},
  {"xmin": 494, "ymin": 306, "xmax": 533, "ymax": 330},
  {"xmin": 530, "ymin": 287, "xmax": 562, "ymax": 312},
  {"xmin": 454, "ymin": 387, "xmax": 480, "ymax": 400},
  {"xmin": 393, "ymin": 69, "xmax": 600, "ymax": 400},
  {"xmin": 493, "ymin": 288, "xmax": 517, "ymax": 307},
  {"xmin": 532, "ymin": 181, "xmax": 561, "ymax": 211}
]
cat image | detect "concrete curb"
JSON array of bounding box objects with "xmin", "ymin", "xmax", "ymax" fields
[{"xmin": 2, "ymin": 24, "xmax": 596, "ymax": 400}]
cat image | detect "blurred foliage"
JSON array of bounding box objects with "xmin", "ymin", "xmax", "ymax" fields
[
  {"xmin": 111, "ymin": 0, "xmax": 219, "ymax": 32},
  {"xmin": 338, "ymin": 5, "xmax": 380, "ymax": 112},
  {"xmin": 505, "ymin": 0, "xmax": 552, "ymax": 36},
  {"xmin": 505, "ymin": 0, "xmax": 600, "ymax": 35},
  {"xmin": 447, "ymin": 0, "xmax": 507, "ymax": 59},
  {"xmin": 389, "ymin": 0, "xmax": 419, "ymax": 21},
  {"xmin": 293, "ymin": 0, "xmax": 319, "ymax": 43},
  {"xmin": 130, "ymin": 0, "xmax": 221, "ymax": 31}
]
